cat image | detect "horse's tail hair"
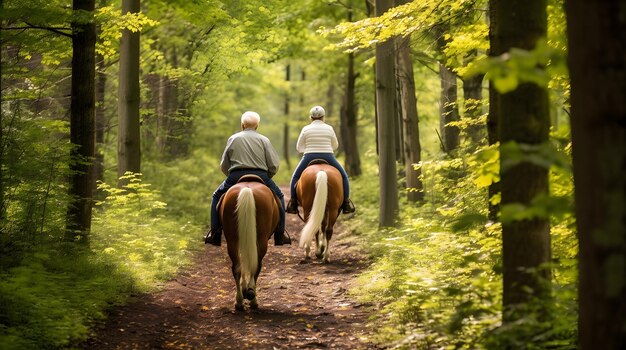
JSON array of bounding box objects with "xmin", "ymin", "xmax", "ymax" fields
[
  {"xmin": 236, "ymin": 187, "xmax": 258, "ymax": 289},
  {"xmin": 299, "ymin": 171, "xmax": 328, "ymax": 248}
]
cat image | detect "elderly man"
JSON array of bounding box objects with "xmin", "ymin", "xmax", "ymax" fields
[{"xmin": 204, "ymin": 111, "xmax": 290, "ymax": 246}]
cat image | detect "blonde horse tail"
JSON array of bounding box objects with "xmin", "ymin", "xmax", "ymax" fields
[
  {"xmin": 299, "ymin": 171, "xmax": 328, "ymax": 248},
  {"xmin": 236, "ymin": 187, "xmax": 258, "ymax": 293}
]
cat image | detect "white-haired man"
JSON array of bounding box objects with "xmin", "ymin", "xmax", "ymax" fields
[{"xmin": 205, "ymin": 111, "xmax": 290, "ymax": 246}]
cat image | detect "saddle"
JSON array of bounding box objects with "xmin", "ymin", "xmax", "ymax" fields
[
  {"xmin": 294, "ymin": 159, "xmax": 330, "ymax": 196},
  {"xmin": 217, "ymin": 175, "xmax": 283, "ymax": 214},
  {"xmin": 237, "ymin": 174, "xmax": 264, "ymax": 184},
  {"xmin": 307, "ymin": 159, "xmax": 329, "ymax": 166}
]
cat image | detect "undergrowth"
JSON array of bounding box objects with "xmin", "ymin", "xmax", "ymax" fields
[
  {"xmin": 347, "ymin": 135, "xmax": 577, "ymax": 349},
  {"xmin": 0, "ymin": 173, "xmax": 200, "ymax": 349}
]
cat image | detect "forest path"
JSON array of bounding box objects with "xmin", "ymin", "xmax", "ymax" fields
[{"xmin": 83, "ymin": 186, "xmax": 378, "ymax": 349}]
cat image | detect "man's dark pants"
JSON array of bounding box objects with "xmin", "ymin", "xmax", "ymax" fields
[{"xmin": 210, "ymin": 169, "xmax": 285, "ymax": 234}]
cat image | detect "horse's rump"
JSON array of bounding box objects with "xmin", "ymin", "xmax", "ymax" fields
[
  {"xmin": 297, "ymin": 164, "xmax": 343, "ymax": 213},
  {"xmin": 296, "ymin": 164, "xmax": 343, "ymax": 261},
  {"xmin": 219, "ymin": 181, "xmax": 279, "ymax": 309}
]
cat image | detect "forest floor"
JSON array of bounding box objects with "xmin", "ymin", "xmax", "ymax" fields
[{"xmin": 82, "ymin": 187, "xmax": 379, "ymax": 350}]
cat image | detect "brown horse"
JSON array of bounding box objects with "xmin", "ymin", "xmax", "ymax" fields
[
  {"xmin": 219, "ymin": 179, "xmax": 279, "ymax": 310},
  {"xmin": 296, "ymin": 164, "xmax": 343, "ymax": 263}
]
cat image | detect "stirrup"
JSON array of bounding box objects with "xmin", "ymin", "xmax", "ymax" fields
[
  {"xmin": 342, "ymin": 199, "xmax": 356, "ymax": 214},
  {"xmin": 204, "ymin": 228, "xmax": 222, "ymax": 246},
  {"xmin": 274, "ymin": 229, "xmax": 292, "ymax": 246},
  {"xmin": 286, "ymin": 199, "xmax": 299, "ymax": 214}
]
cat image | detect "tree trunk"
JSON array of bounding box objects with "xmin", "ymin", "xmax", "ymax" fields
[
  {"xmin": 283, "ymin": 64, "xmax": 291, "ymax": 169},
  {"xmin": 439, "ymin": 63, "xmax": 460, "ymax": 153},
  {"xmin": 487, "ymin": 0, "xmax": 501, "ymax": 222},
  {"xmin": 117, "ymin": 0, "xmax": 141, "ymax": 185},
  {"xmin": 495, "ymin": 0, "xmax": 551, "ymax": 319},
  {"xmin": 66, "ymin": 0, "xmax": 96, "ymax": 243},
  {"xmin": 93, "ymin": 52, "xmax": 106, "ymax": 192},
  {"xmin": 394, "ymin": 75, "xmax": 404, "ymax": 164},
  {"xmin": 0, "ymin": 0, "xmax": 5, "ymax": 225},
  {"xmin": 566, "ymin": 1, "xmax": 626, "ymax": 348},
  {"xmin": 343, "ymin": 52, "xmax": 361, "ymax": 177},
  {"xmin": 462, "ymin": 73, "xmax": 484, "ymax": 145},
  {"xmin": 160, "ymin": 48, "xmax": 186, "ymax": 159},
  {"xmin": 375, "ymin": 0, "xmax": 399, "ymax": 227},
  {"xmin": 395, "ymin": 36, "xmax": 423, "ymax": 203}
]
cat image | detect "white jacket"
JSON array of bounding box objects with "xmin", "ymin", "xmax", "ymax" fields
[{"xmin": 296, "ymin": 120, "xmax": 339, "ymax": 154}]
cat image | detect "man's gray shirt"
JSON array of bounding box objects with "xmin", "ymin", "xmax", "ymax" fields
[{"xmin": 220, "ymin": 128, "xmax": 280, "ymax": 177}]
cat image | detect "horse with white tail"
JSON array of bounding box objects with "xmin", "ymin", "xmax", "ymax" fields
[
  {"xmin": 296, "ymin": 163, "xmax": 344, "ymax": 263},
  {"xmin": 219, "ymin": 177, "xmax": 280, "ymax": 310}
]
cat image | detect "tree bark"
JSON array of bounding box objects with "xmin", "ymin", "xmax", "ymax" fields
[
  {"xmin": 395, "ymin": 36, "xmax": 423, "ymax": 202},
  {"xmin": 566, "ymin": 1, "xmax": 626, "ymax": 348},
  {"xmin": 66, "ymin": 0, "xmax": 96, "ymax": 243},
  {"xmin": 117, "ymin": 0, "xmax": 141, "ymax": 185},
  {"xmin": 487, "ymin": 0, "xmax": 501, "ymax": 222},
  {"xmin": 462, "ymin": 73, "xmax": 484, "ymax": 145},
  {"xmin": 283, "ymin": 64, "xmax": 291, "ymax": 169},
  {"xmin": 343, "ymin": 52, "xmax": 361, "ymax": 177},
  {"xmin": 0, "ymin": 0, "xmax": 5, "ymax": 225},
  {"xmin": 375, "ymin": 0, "xmax": 399, "ymax": 227},
  {"xmin": 495, "ymin": 0, "xmax": 551, "ymax": 319},
  {"xmin": 439, "ymin": 63, "xmax": 460, "ymax": 153},
  {"xmin": 93, "ymin": 51, "xmax": 106, "ymax": 192}
]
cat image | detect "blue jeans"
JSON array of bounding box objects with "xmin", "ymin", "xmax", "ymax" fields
[
  {"xmin": 290, "ymin": 153, "xmax": 350, "ymax": 203},
  {"xmin": 210, "ymin": 169, "xmax": 285, "ymax": 233}
]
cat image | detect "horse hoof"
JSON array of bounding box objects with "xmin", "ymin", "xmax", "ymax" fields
[
  {"xmin": 250, "ymin": 300, "xmax": 259, "ymax": 309},
  {"xmin": 245, "ymin": 288, "xmax": 256, "ymax": 301},
  {"xmin": 315, "ymin": 252, "xmax": 324, "ymax": 259},
  {"xmin": 235, "ymin": 303, "xmax": 244, "ymax": 311}
]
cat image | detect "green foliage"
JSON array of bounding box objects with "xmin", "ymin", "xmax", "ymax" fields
[
  {"xmin": 93, "ymin": 173, "xmax": 199, "ymax": 287},
  {"xmin": 0, "ymin": 175, "xmax": 199, "ymax": 348},
  {"xmin": 349, "ymin": 134, "xmax": 577, "ymax": 348},
  {"xmin": 97, "ymin": 5, "xmax": 159, "ymax": 58},
  {"xmin": 464, "ymin": 39, "xmax": 567, "ymax": 93},
  {"xmin": 321, "ymin": 0, "xmax": 483, "ymax": 52},
  {"xmin": 0, "ymin": 250, "xmax": 131, "ymax": 349}
]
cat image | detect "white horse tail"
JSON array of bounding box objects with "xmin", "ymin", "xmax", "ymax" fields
[
  {"xmin": 236, "ymin": 187, "xmax": 258, "ymax": 291},
  {"xmin": 299, "ymin": 171, "xmax": 328, "ymax": 248}
]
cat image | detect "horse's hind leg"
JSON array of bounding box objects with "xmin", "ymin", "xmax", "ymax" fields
[
  {"xmin": 322, "ymin": 228, "xmax": 332, "ymax": 263},
  {"xmin": 315, "ymin": 230, "xmax": 325, "ymax": 260},
  {"xmin": 232, "ymin": 264, "xmax": 244, "ymax": 311}
]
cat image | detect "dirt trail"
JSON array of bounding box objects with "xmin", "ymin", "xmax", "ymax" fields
[{"xmin": 83, "ymin": 189, "xmax": 377, "ymax": 349}]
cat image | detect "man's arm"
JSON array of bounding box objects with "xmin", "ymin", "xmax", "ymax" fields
[
  {"xmin": 330, "ymin": 126, "xmax": 339, "ymax": 151},
  {"xmin": 296, "ymin": 128, "xmax": 306, "ymax": 153},
  {"xmin": 220, "ymin": 137, "xmax": 234, "ymax": 176},
  {"xmin": 265, "ymin": 139, "xmax": 280, "ymax": 178}
]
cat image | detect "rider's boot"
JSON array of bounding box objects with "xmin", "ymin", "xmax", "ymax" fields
[
  {"xmin": 274, "ymin": 228, "xmax": 291, "ymax": 246},
  {"xmin": 286, "ymin": 198, "xmax": 299, "ymax": 214},
  {"xmin": 341, "ymin": 199, "xmax": 356, "ymax": 214},
  {"xmin": 204, "ymin": 227, "xmax": 222, "ymax": 246}
]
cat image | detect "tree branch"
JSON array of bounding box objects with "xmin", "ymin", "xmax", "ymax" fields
[{"xmin": 2, "ymin": 22, "xmax": 72, "ymax": 38}]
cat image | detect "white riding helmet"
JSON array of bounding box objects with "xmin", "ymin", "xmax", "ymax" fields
[{"xmin": 309, "ymin": 106, "xmax": 325, "ymax": 119}]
